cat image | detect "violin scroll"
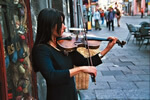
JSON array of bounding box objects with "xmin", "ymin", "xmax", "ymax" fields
[
  {"xmin": 107, "ymin": 39, "xmax": 126, "ymax": 48},
  {"xmin": 116, "ymin": 40, "xmax": 126, "ymax": 48}
]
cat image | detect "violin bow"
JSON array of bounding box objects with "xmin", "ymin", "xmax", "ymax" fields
[{"xmin": 78, "ymin": 3, "xmax": 96, "ymax": 85}]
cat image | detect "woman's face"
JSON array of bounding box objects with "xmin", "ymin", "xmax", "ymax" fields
[
  {"xmin": 60, "ymin": 23, "xmax": 66, "ymax": 35},
  {"xmin": 60, "ymin": 17, "xmax": 66, "ymax": 35},
  {"xmin": 52, "ymin": 17, "xmax": 66, "ymax": 37}
]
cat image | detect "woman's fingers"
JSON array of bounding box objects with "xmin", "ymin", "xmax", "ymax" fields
[
  {"xmin": 90, "ymin": 67, "xmax": 97, "ymax": 77},
  {"xmin": 81, "ymin": 66, "xmax": 97, "ymax": 77},
  {"xmin": 108, "ymin": 36, "xmax": 118, "ymax": 43},
  {"xmin": 106, "ymin": 37, "xmax": 118, "ymax": 48}
]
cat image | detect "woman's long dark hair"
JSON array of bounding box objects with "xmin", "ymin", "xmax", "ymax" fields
[
  {"xmin": 34, "ymin": 8, "xmax": 65, "ymax": 46},
  {"xmin": 30, "ymin": 8, "xmax": 65, "ymax": 72}
]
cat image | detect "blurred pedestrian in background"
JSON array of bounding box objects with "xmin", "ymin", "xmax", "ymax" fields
[
  {"xmin": 83, "ymin": 8, "xmax": 88, "ymax": 31},
  {"xmin": 104, "ymin": 8, "xmax": 109, "ymax": 27},
  {"xmin": 93, "ymin": 8, "xmax": 101, "ymax": 30},
  {"xmin": 108, "ymin": 7, "xmax": 115, "ymax": 31},
  {"xmin": 100, "ymin": 10, "xmax": 105, "ymax": 25},
  {"xmin": 115, "ymin": 7, "xmax": 121, "ymax": 27},
  {"xmin": 141, "ymin": 8, "xmax": 144, "ymax": 18},
  {"xmin": 145, "ymin": 7, "xmax": 148, "ymax": 17}
]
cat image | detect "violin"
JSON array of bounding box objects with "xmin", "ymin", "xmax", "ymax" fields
[
  {"xmin": 56, "ymin": 32, "xmax": 126, "ymax": 52},
  {"xmin": 59, "ymin": 3, "xmax": 126, "ymax": 85},
  {"xmin": 57, "ymin": 32, "xmax": 126, "ymax": 85}
]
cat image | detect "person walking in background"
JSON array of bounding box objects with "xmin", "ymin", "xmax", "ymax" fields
[
  {"xmin": 145, "ymin": 7, "xmax": 148, "ymax": 17},
  {"xmin": 141, "ymin": 8, "xmax": 144, "ymax": 18},
  {"xmin": 100, "ymin": 10, "xmax": 105, "ymax": 25},
  {"xmin": 104, "ymin": 8, "xmax": 109, "ymax": 27},
  {"xmin": 83, "ymin": 8, "xmax": 88, "ymax": 31},
  {"xmin": 108, "ymin": 7, "xmax": 115, "ymax": 31},
  {"xmin": 93, "ymin": 8, "xmax": 101, "ymax": 30},
  {"xmin": 115, "ymin": 7, "xmax": 121, "ymax": 27}
]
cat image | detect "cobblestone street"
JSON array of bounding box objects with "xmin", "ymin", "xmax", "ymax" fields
[{"xmin": 79, "ymin": 16, "xmax": 150, "ymax": 100}]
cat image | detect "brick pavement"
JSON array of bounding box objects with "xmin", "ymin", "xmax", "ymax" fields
[{"xmin": 78, "ymin": 16, "xmax": 150, "ymax": 100}]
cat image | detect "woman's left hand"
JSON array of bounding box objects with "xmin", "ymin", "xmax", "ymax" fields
[
  {"xmin": 107, "ymin": 36, "xmax": 118, "ymax": 49},
  {"xmin": 100, "ymin": 36, "xmax": 118, "ymax": 57}
]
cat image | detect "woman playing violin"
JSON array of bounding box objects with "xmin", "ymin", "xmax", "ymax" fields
[{"xmin": 31, "ymin": 8, "xmax": 118, "ymax": 100}]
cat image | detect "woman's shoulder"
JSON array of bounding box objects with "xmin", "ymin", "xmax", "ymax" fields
[
  {"xmin": 32, "ymin": 44, "xmax": 52, "ymax": 53},
  {"xmin": 33, "ymin": 44, "xmax": 49, "ymax": 49}
]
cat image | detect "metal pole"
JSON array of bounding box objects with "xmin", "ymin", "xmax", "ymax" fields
[
  {"xmin": 74, "ymin": 0, "xmax": 78, "ymax": 27},
  {"xmin": 47, "ymin": 0, "xmax": 52, "ymax": 8}
]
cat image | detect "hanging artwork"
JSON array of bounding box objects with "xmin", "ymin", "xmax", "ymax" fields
[{"xmin": 0, "ymin": 0, "xmax": 35, "ymax": 99}]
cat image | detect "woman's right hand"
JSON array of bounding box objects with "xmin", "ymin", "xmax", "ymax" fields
[
  {"xmin": 80, "ymin": 66, "xmax": 97, "ymax": 77},
  {"xmin": 69, "ymin": 66, "xmax": 97, "ymax": 77}
]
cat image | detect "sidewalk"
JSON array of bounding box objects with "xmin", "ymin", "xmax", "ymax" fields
[{"xmin": 78, "ymin": 16, "xmax": 150, "ymax": 100}]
